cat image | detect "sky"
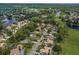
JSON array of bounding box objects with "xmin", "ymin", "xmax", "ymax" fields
[{"xmin": 0, "ymin": 0, "xmax": 79, "ymax": 3}]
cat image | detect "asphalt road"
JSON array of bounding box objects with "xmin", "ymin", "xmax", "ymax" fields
[{"xmin": 28, "ymin": 35, "xmax": 43, "ymax": 55}]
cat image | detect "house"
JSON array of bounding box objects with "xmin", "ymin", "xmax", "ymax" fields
[
  {"xmin": 75, "ymin": 17, "xmax": 79, "ymax": 22},
  {"xmin": 48, "ymin": 34, "xmax": 56, "ymax": 40},
  {"xmin": 43, "ymin": 31, "xmax": 48, "ymax": 36},
  {"xmin": 36, "ymin": 27, "xmax": 41, "ymax": 31},
  {"xmin": 46, "ymin": 38, "xmax": 54, "ymax": 45},
  {"xmin": 10, "ymin": 44, "xmax": 24, "ymax": 55},
  {"xmin": 40, "ymin": 46, "xmax": 52, "ymax": 55},
  {"xmin": 34, "ymin": 31, "xmax": 41, "ymax": 35},
  {"xmin": 0, "ymin": 42, "xmax": 6, "ymax": 48},
  {"xmin": 55, "ymin": 9, "xmax": 61, "ymax": 17},
  {"xmin": 0, "ymin": 35, "xmax": 7, "ymax": 41}
]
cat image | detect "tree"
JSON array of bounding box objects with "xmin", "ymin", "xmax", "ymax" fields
[
  {"xmin": 0, "ymin": 47, "xmax": 10, "ymax": 55},
  {"xmin": 53, "ymin": 44, "xmax": 62, "ymax": 55},
  {"xmin": 31, "ymin": 17, "xmax": 42, "ymax": 23},
  {"xmin": 0, "ymin": 20, "xmax": 3, "ymax": 30},
  {"xmin": 56, "ymin": 25, "xmax": 68, "ymax": 42},
  {"xmin": 5, "ymin": 29, "xmax": 12, "ymax": 36}
]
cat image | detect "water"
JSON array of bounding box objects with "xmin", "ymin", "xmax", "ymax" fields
[{"xmin": 67, "ymin": 24, "xmax": 79, "ymax": 30}]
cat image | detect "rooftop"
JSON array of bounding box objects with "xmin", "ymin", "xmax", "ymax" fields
[
  {"xmin": 40, "ymin": 46, "xmax": 51, "ymax": 54},
  {"xmin": 10, "ymin": 45, "xmax": 24, "ymax": 55}
]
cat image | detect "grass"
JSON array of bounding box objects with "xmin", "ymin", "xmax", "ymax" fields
[
  {"xmin": 56, "ymin": 17, "xmax": 79, "ymax": 55},
  {"xmin": 61, "ymin": 28, "xmax": 79, "ymax": 55},
  {"xmin": 23, "ymin": 43, "xmax": 34, "ymax": 55}
]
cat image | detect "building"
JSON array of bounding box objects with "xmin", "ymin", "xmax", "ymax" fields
[
  {"xmin": 40, "ymin": 46, "xmax": 52, "ymax": 55},
  {"xmin": 10, "ymin": 45, "xmax": 24, "ymax": 55},
  {"xmin": 55, "ymin": 9, "xmax": 61, "ymax": 17}
]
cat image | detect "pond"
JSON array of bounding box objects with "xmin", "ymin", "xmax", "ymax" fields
[
  {"xmin": 2, "ymin": 18, "xmax": 17, "ymax": 26},
  {"xmin": 67, "ymin": 24, "xmax": 79, "ymax": 30}
]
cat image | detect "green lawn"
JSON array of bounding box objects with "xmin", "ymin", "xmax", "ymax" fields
[{"xmin": 61, "ymin": 29, "xmax": 79, "ymax": 55}]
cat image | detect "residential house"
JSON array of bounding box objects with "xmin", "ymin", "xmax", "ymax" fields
[
  {"xmin": 40, "ymin": 46, "xmax": 52, "ymax": 55},
  {"xmin": 10, "ymin": 44, "xmax": 24, "ymax": 55}
]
